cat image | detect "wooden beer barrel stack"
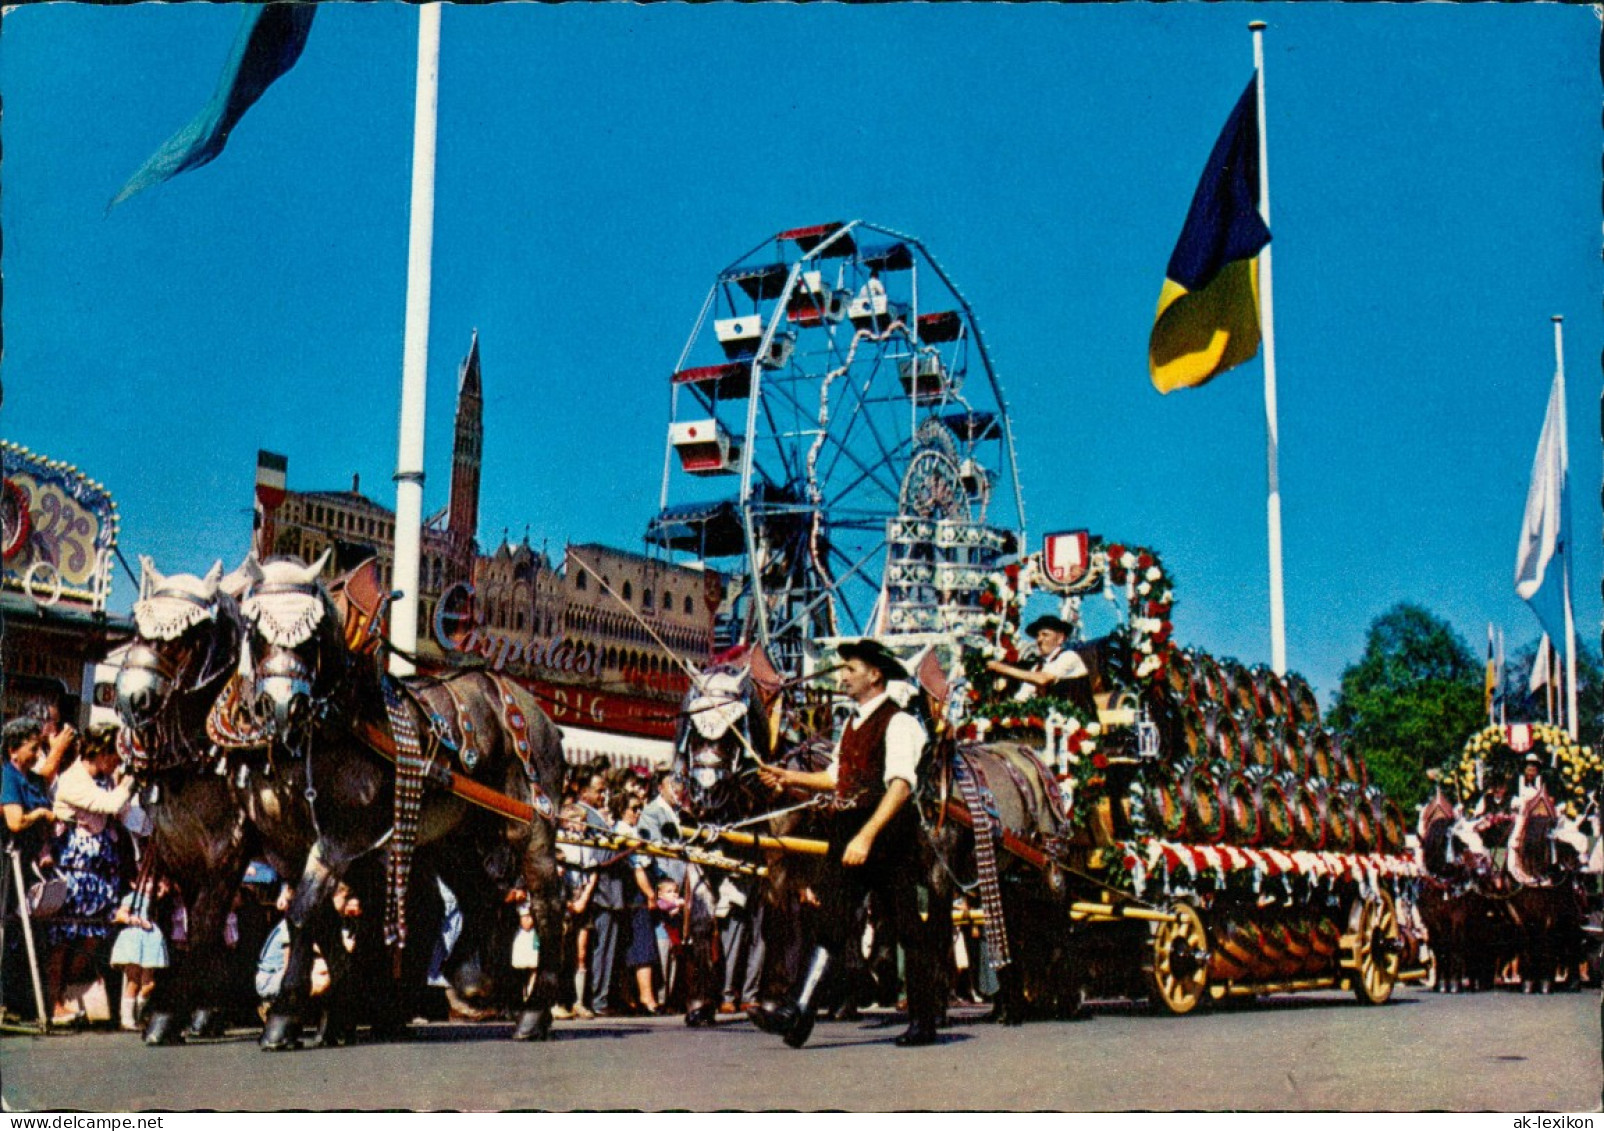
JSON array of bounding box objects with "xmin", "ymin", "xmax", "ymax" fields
[{"xmin": 1139, "ymin": 651, "xmax": 1406, "ymax": 855}]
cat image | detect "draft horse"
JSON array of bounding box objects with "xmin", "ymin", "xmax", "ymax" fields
[
  {"xmin": 115, "ymin": 558, "xmax": 257, "ymax": 1044},
  {"xmin": 226, "ymin": 553, "xmax": 568, "ymax": 1047}
]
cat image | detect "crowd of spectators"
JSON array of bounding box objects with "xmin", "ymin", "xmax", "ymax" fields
[{"xmin": 2, "ymin": 719, "xmax": 990, "ymax": 1034}]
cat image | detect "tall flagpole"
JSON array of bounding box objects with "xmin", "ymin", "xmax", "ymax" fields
[
  {"xmin": 390, "ymin": 3, "xmax": 443, "ymax": 678},
  {"xmin": 1553, "ymin": 314, "xmax": 1578, "ymax": 738},
  {"xmin": 1251, "ymin": 21, "xmax": 1287, "ymax": 676}
]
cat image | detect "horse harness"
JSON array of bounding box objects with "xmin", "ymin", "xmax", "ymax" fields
[{"xmin": 377, "ymin": 671, "xmax": 557, "ymax": 948}]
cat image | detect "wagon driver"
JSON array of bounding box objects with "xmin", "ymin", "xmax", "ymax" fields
[
  {"xmin": 986, "ymin": 613, "xmax": 1097, "ymax": 715},
  {"xmin": 754, "ymin": 638, "xmax": 946, "ymax": 1048}
]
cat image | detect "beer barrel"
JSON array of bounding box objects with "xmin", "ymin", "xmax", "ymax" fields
[
  {"xmin": 1183, "ymin": 765, "xmax": 1225, "ymax": 843},
  {"xmin": 1213, "ymin": 919, "xmax": 1261, "ymax": 981},
  {"xmin": 1147, "ymin": 772, "xmax": 1187, "ymax": 840},
  {"xmin": 1214, "ymin": 659, "xmax": 1255, "ymax": 717},
  {"xmin": 1189, "ymin": 653, "xmax": 1223, "ymax": 706},
  {"xmin": 1284, "ymin": 672, "xmax": 1320, "ymax": 726},
  {"xmin": 1292, "ymin": 781, "xmax": 1326, "ymax": 850},
  {"xmin": 1178, "ymin": 705, "xmax": 1207, "ymax": 763},
  {"xmin": 1246, "ymin": 718, "xmax": 1276, "ymax": 774},
  {"xmin": 1379, "ymin": 798, "xmax": 1407, "ymax": 853},
  {"xmin": 1351, "ymin": 790, "xmax": 1377, "ymax": 854},
  {"xmin": 1166, "ymin": 649, "xmax": 1194, "ymax": 704},
  {"xmin": 1306, "ymin": 729, "xmax": 1334, "ymax": 783},
  {"xmin": 1324, "ymin": 788, "xmax": 1355, "ymax": 853},
  {"xmin": 1236, "ymin": 714, "xmax": 1274, "ymax": 774},
  {"xmin": 1250, "ymin": 664, "xmax": 1289, "ymax": 717},
  {"xmin": 1208, "ymin": 708, "xmax": 1243, "ymax": 768},
  {"xmin": 1334, "ymin": 733, "xmax": 1365, "ymax": 789},
  {"xmin": 1224, "ymin": 772, "xmax": 1261, "ymax": 845},
  {"xmin": 1259, "ymin": 777, "xmax": 1296, "ymax": 848},
  {"xmin": 1309, "ymin": 916, "xmax": 1341, "ymax": 959}
]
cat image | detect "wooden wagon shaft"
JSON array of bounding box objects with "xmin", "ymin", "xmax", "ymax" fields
[
  {"xmin": 355, "ymin": 720, "xmax": 765, "ymax": 875},
  {"xmin": 686, "ymin": 826, "xmax": 832, "ymax": 856},
  {"xmin": 559, "ymin": 829, "xmax": 767, "ymax": 878}
]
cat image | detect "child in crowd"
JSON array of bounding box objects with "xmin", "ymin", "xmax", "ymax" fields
[
  {"xmin": 109, "ymin": 879, "xmax": 169, "ymax": 1031},
  {"xmin": 511, "ymin": 901, "xmax": 540, "ymax": 999}
]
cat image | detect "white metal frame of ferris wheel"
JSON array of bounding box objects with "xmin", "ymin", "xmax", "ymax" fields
[{"xmin": 656, "ymin": 219, "xmax": 1028, "ymax": 663}]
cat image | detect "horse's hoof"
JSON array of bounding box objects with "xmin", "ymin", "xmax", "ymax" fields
[
  {"xmin": 684, "ymin": 1004, "xmax": 715, "ymax": 1027},
  {"xmin": 1539, "ymin": 981, "xmax": 1553, "ymax": 995},
  {"xmin": 1521, "ymin": 981, "xmax": 1534, "ymax": 995},
  {"xmin": 511, "ymin": 1010, "xmax": 552, "ymax": 1041},
  {"xmin": 260, "ymin": 1015, "xmax": 304, "ymax": 1052},
  {"xmin": 185, "ymin": 1008, "xmax": 226, "ymax": 1040},
  {"xmin": 142, "ymin": 1013, "xmax": 185, "ymax": 1047}
]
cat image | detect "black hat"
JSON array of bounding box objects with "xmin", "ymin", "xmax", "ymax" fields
[
  {"xmin": 837, "ymin": 639, "xmax": 909, "ymax": 683},
  {"xmin": 1025, "ymin": 614, "xmax": 1075, "ymax": 638}
]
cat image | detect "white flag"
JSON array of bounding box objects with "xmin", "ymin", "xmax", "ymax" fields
[
  {"xmin": 1513, "ymin": 368, "xmax": 1569, "ymax": 644},
  {"xmin": 1529, "ymin": 634, "xmax": 1552, "ymax": 693}
]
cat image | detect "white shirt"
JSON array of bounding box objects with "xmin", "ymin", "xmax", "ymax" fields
[
  {"xmin": 827, "ymin": 691, "xmax": 925, "ymax": 790},
  {"xmin": 1012, "ymin": 646, "xmax": 1089, "ymax": 702}
]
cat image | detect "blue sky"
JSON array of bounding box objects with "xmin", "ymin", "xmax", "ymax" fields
[{"xmin": 2, "ymin": 2, "xmax": 1598, "ymax": 706}]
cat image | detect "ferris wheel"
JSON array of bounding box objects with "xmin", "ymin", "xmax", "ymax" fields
[{"xmin": 647, "ymin": 220, "xmax": 1025, "ymax": 675}]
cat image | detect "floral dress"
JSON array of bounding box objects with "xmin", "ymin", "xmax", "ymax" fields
[{"xmin": 48, "ymin": 770, "xmax": 124, "ymax": 945}]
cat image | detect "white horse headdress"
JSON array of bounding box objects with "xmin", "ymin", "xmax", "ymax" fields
[
  {"xmin": 133, "ymin": 558, "xmax": 224, "ymax": 641},
  {"xmin": 687, "ymin": 667, "xmax": 750, "ymax": 741},
  {"xmin": 239, "ymin": 551, "xmax": 333, "ymax": 648}
]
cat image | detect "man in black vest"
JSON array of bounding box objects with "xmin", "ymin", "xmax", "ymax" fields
[
  {"xmin": 753, "ymin": 639, "xmax": 945, "ymax": 1048},
  {"xmin": 986, "ymin": 614, "xmax": 1098, "ymax": 716}
]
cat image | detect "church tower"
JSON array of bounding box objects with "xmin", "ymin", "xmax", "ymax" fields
[{"xmin": 447, "ymin": 330, "xmax": 483, "ymax": 556}]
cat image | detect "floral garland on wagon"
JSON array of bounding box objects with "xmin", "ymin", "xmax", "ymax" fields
[
  {"xmin": 967, "ymin": 562, "xmax": 1026, "ymax": 667},
  {"xmin": 1101, "ymin": 542, "xmax": 1176, "ymax": 692},
  {"xmin": 1453, "ymin": 722, "xmax": 1600, "ymax": 819}
]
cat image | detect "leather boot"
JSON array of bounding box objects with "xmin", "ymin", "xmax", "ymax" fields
[
  {"xmin": 752, "ymin": 947, "xmax": 831, "ymax": 1049},
  {"xmin": 782, "ymin": 947, "xmax": 831, "ymax": 1049}
]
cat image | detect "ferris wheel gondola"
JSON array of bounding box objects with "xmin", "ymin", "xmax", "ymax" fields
[{"xmin": 647, "ymin": 220, "xmax": 1025, "ymax": 676}]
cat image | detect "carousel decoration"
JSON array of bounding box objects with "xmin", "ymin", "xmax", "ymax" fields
[{"xmin": 1, "ymin": 440, "xmax": 119, "ymax": 611}]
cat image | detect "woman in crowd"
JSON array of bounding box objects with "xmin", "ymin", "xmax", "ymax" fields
[
  {"xmin": 613, "ymin": 792, "xmax": 662, "ymax": 1015},
  {"xmin": 1, "ymin": 718, "xmax": 56, "ymax": 862},
  {"xmin": 47, "ymin": 722, "xmax": 135, "ymax": 1024}
]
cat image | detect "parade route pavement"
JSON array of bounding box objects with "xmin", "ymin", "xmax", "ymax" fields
[{"xmin": 1, "ymin": 989, "xmax": 1597, "ymax": 1112}]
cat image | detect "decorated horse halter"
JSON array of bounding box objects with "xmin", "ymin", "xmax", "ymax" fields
[
  {"xmin": 677, "ymin": 667, "xmax": 765, "ymax": 812},
  {"xmin": 123, "ymin": 586, "xmax": 242, "ymax": 774},
  {"xmin": 237, "ymin": 577, "xmax": 345, "ymax": 744}
]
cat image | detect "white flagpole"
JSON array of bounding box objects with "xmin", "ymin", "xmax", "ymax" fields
[
  {"xmin": 1250, "ymin": 21, "xmax": 1286, "ymax": 677},
  {"xmin": 1552, "ymin": 315, "xmax": 1578, "ymax": 739},
  {"xmin": 390, "ymin": 3, "xmax": 443, "ymax": 678}
]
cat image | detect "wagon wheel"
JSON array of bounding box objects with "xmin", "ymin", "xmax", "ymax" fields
[
  {"xmin": 1146, "ymin": 902, "xmax": 1210, "ymax": 1015},
  {"xmin": 1346, "ymin": 891, "xmax": 1401, "ymax": 1005}
]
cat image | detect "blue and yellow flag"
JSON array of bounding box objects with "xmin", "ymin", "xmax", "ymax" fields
[
  {"xmin": 1149, "ymin": 75, "xmax": 1272, "ymax": 394},
  {"xmin": 111, "ymin": 4, "xmax": 316, "ymax": 209}
]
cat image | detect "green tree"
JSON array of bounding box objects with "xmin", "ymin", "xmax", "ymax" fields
[{"xmin": 1326, "ymin": 604, "xmax": 1485, "ymax": 810}]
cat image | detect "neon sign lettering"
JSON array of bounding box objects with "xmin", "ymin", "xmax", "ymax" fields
[{"xmin": 433, "ymin": 581, "xmax": 599, "ymax": 675}]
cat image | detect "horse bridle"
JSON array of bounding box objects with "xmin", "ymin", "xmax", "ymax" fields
[
  {"xmin": 122, "ymin": 589, "xmax": 242, "ymax": 770},
  {"xmin": 241, "ymin": 580, "xmax": 346, "ymax": 745}
]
